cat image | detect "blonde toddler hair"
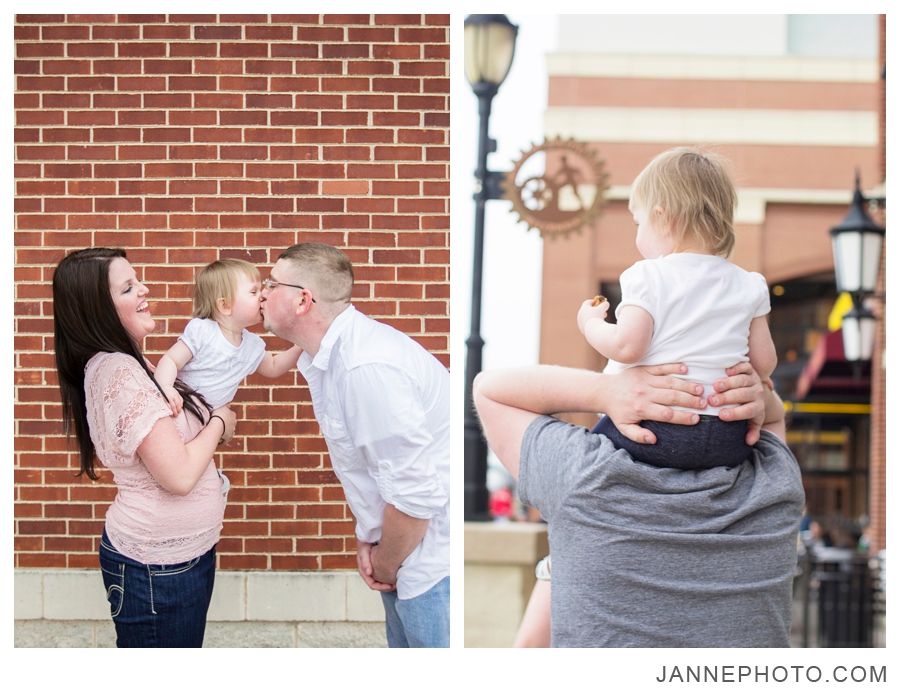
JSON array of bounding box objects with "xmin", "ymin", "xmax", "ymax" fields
[
  {"xmin": 192, "ymin": 258, "xmax": 260, "ymax": 319},
  {"xmin": 630, "ymin": 146, "xmax": 737, "ymax": 257}
]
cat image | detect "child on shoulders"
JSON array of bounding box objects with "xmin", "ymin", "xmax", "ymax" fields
[{"xmin": 576, "ymin": 147, "xmax": 778, "ymax": 470}]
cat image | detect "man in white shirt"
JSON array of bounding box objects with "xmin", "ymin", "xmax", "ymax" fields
[{"xmin": 260, "ymin": 243, "xmax": 450, "ymax": 648}]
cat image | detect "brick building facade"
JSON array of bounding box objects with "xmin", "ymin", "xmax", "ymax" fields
[
  {"xmin": 537, "ymin": 15, "xmax": 883, "ymax": 545},
  {"xmin": 13, "ymin": 14, "xmax": 448, "ymax": 645}
]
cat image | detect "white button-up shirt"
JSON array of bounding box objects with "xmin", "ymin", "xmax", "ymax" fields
[{"xmin": 298, "ymin": 305, "xmax": 450, "ymax": 599}]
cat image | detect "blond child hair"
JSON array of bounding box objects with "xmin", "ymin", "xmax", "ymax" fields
[
  {"xmin": 192, "ymin": 258, "xmax": 260, "ymax": 320},
  {"xmin": 630, "ymin": 146, "xmax": 737, "ymax": 258}
]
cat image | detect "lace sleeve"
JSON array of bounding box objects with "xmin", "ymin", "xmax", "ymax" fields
[{"xmin": 87, "ymin": 353, "xmax": 172, "ymax": 467}]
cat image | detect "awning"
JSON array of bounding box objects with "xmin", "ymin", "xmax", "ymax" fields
[{"xmin": 794, "ymin": 330, "xmax": 871, "ymax": 401}]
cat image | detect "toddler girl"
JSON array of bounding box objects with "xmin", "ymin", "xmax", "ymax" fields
[
  {"xmin": 577, "ymin": 147, "xmax": 777, "ymax": 469},
  {"xmin": 155, "ymin": 259, "xmax": 302, "ymax": 493}
]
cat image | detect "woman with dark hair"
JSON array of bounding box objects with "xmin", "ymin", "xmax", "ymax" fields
[{"xmin": 53, "ymin": 248, "xmax": 236, "ymax": 647}]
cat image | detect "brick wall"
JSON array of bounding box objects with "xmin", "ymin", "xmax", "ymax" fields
[
  {"xmin": 13, "ymin": 14, "xmax": 449, "ymax": 571},
  {"xmin": 868, "ymin": 13, "xmax": 886, "ymax": 554}
]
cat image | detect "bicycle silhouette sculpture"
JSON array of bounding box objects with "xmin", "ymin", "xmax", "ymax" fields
[{"xmin": 506, "ymin": 138, "xmax": 608, "ymax": 238}]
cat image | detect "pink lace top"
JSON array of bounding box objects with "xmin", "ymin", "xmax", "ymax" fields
[{"xmin": 85, "ymin": 352, "xmax": 225, "ymax": 564}]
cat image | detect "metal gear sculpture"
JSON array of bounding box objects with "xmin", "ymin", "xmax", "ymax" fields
[{"xmin": 503, "ymin": 137, "xmax": 609, "ymax": 238}]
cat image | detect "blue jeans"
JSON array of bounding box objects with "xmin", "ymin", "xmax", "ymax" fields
[
  {"xmin": 380, "ymin": 576, "xmax": 450, "ymax": 648},
  {"xmin": 593, "ymin": 414, "xmax": 752, "ymax": 469},
  {"xmin": 99, "ymin": 531, "xmax": 216, "ymax": 648}
]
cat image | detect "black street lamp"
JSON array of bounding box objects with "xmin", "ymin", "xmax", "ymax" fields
[
  {"xmin": 830, "ymin": 173, "xmax": 885, "ymax": 365},
  {"xmin": 463, "ymin": 15, "xmax": 518, "ymax": 521}
]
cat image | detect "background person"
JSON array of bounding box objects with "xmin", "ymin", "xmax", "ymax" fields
[{"xmin": 53, "ymin": 248, "xmax": 236, "ymax": 647}]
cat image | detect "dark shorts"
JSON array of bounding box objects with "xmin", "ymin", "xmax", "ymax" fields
[{"xmin": 593, "ymin": 415, "xmax": 752, "ymax": 470}]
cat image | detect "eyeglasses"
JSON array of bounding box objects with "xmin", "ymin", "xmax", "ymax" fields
[{"xmin": 261, "ymin": 277, "xmax": 316, "ymax": 303}]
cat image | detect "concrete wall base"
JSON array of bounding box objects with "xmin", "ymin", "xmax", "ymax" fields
[{"xmin": 15, "ymin": 568, "xmax": 387, "ymax": 648}]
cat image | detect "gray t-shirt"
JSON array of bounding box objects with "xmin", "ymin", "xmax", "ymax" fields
[{"xmin": 519, "ymin": 417, "xmax": 804, "ymax": 647}]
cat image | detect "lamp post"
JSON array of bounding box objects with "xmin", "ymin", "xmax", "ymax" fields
[
  {"xmin": 463, "ymin": 15, "xmax": 518, "ymax": 520},
  {"xmin": 830, "ymin": 172, "xmax": 885, "ymax": 370}
]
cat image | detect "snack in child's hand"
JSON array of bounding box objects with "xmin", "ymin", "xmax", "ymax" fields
[{"xmin": 591, "ymin": 295, "xmax": 607, "ymax": 307}]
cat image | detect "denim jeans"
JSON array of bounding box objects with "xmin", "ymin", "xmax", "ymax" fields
[
  {"xmin": 380, "ymin": 576, "xmax": 450, "ymax": 647},
  {"xmin": 593, "ymin": 414, "xmax": 752, "ymax": 469},
  {"xmin": 99, "ymin": 531, "xmax": 216, "ymax": 648}
]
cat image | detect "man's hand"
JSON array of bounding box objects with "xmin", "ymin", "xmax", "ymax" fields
[
  {"xmin": 370, "ymin": 544, "xmax": 398, "ymax": 586},
  {"xmin": 604, "ymin": 363, "xmax": 705, "ymax": 444},
  {"xmin": 711, "ymin": 362, "xmax": 766, "ymax": 444},
  {"xmin": 356, "ymin": 540, "xmax": 395, "ymax": 592}
]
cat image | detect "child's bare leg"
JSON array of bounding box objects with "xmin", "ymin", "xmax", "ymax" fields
[{"xmin": 513, "ymin": 578, "xmax": 551, "ymax": 647}]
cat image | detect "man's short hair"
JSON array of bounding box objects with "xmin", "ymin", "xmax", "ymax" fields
[
  {"xmin": 279, "ymin": 243, "xmax": 354, "ymax": 304},
  {"xmin": 193, "ymin": 258, "xmax": 259, "ymax": 319},
  {"xmin": 630, "ymin": 147, "xmax": 737, "ymax": 257}
]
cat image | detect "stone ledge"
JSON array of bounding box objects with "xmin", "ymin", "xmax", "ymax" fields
[
  {"xmin": 15, "ymin": 569, "xmax": 385, "ymax": 624},
  {"xmin": 464, "ymin": 521, "xmax": 548, "ymax": 564}
]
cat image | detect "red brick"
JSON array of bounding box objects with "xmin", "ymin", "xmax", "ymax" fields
[
  {"xmin": 169, "ymin": 43, "xmax": 218, "ymax": 58},
  {"xmin": 92, "ymin": 25, "xmax": 140, "ymax": 40},
  {"xmin": 143, "ymin": 60, "xmax": 194, "ymax": 75},
  {"xmin": 271, "ymin": 43, "xmax": 319, "ymax": 59},
  {"xmin": 43, "ymin": 163, "xmax": 92, "ymax": 178},
  {"xmin": 294, "ymin": 60, "xmax": 343, "ymax": 75},
  {"xmin": 142, "ymin": 24, "xmax": 192, "ymax": 40},
  {"xmin": 92, "ymin": 128, "xmax": 142, "ymax": 143},
  {"xmin": 347, "ymin": 163, "xmax": 396, "ymax": 179},
  {"xmin": 17, "ymin": 180, "xmax": 65, "ymax": 196},
  {"xmin": 42, "ymin": 92, "xmax": 89, "ymax": 109},
  {"xmin": 220, "ymin": 42, "xmax": 269, "ymax": 58},
  {"xmin": 322, "ymin": 111, "xmax": 368, "ymax": 126},
  {"xmin": 270, "ymin": 181, "xmax": 318, "ymax": 195},
  {"xmin": 399, "ymin": 60, "xmax": 446, "ymax": 77},
  {"xmin": 66, "ymin": 180, "xmax": 115, "ymax": 195},
  {"xmin": 423, "ymin": 113, "xmax": 450, "ymax": 127},
  {"xmin": 267, "ymin": 145, "xmax": 316, "ymax": 160},
  {"xmin": 196, "ymin": 162, "xmax": 246, "ymax": 178},
  {"xmin": 399, "ymin": 27, "xmax": 446, "ymax": 43},
  {"xmin": 372, "ymin": 111, "xmax": 422, "ymax": 127},
  {"xmin": 15, "ymin": 107, "xmax": 62, "ymax": 126},
  {"xmin": 93, "ymin": 93, "xmax": 142, "ymax": 108},
  {"xmin": 268, "ymin": 214, "xmax": 321, "ymax": 229},
  {"xmin": 18, "ymin": 42, "xmax": 64, "ymax": 58},
  {"xmin": 41, "ymin": 25, "xmax": 89, "ymax": 40},
  {"xmin": 119, "ymin": 180, "xmax": 166, "ymax": 195},
  {"xmin": 118, "ymin": 42, "xmax": 167, "ymax": 58},
  {"xmin": 118, "ymin": 110, "xmax": 166, "ymax": 126},
  {"xmin": 374, "ymin": 44, "xmax": 420, "ymax": 60},
  {"xmin": 245, "ymin": 93, "xmax": 293, "ymax": 109},
  {"xmin": 68, "ymin": 110, "xmax": 117, "ymax": 126}
]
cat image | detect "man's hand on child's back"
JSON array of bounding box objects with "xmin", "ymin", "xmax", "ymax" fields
[{"xmin": 712, "ymin": 363, "xmax": 766, "ymax": 444}]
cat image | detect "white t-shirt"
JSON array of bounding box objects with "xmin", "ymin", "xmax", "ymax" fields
[
  {"xmin": 177, "ymin": 317, "xmax": 267, "ymax": 409},
  {"xmin": 604, "ymin": 253, "xmax": 770, "ymax": 413},
  {"xmin": 299, "ymin": 305, "xmax": 450, "ymax": 600}
]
